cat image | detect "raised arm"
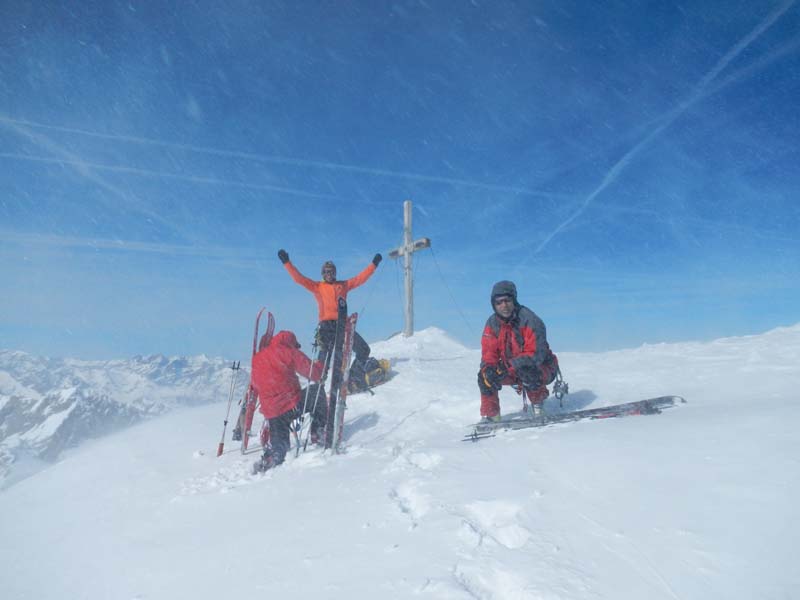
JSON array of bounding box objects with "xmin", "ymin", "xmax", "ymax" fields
[
  {"xmin": 345, "ymin": 254, "xmax": 380, "ymax": 291},
  {"xmin": 278, "ymin": 249, "xmax": 319, "ymax": 293}
]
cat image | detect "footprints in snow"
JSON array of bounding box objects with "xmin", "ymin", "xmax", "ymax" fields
[
  {"xmin": 387, "ymin": 444, "xmax": 441, "ymax": 528},
  {"xmin": 389, "ymin": 480, "xmax": 431, "ymax": 527},
  {"xmin": 385, "ymin": 443, "xmax": 559, "ymax": 598},
  {"xmin": 459, "ymin": 500, "xmax": 532, "ymax": 550},
  {"xmin": 387, "ymin": 444, "xmax": 535, "ymax": 548},
  {"xmin": 178, "ymin": 458, "xmax": 269, "ymax": 495}
]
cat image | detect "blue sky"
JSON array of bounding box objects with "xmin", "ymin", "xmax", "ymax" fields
[{"xmin": 1, "ymin": 0, "xmax": 799, "ymax": 360}]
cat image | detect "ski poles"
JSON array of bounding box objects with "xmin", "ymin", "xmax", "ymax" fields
[
  {"xmin": 520, "ymin": 384, "xmax": 531, "ymax": 417},
  {"xmin": 297, "ymin": 343, "xmax": 334, "ymax": 456},
  {"xmin": 294, "ymin": 332, "xmax": 321, "ymax": 454},
  {"xmin": 552, "ymin": 366, "xmax": 569, "ymax": 408},
  {"xmin": 216, "ymin": 361, "xmax": 241, "ymax": 457}
]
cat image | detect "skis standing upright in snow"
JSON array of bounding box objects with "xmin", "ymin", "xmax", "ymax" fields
[
  {"xmin": 324, "ymin": 298, "xmax": 350, "ymax": 451},
  {"xmin": 332, "ymin": 310, "xmax": 358, "ymax": 453},
  {"xmin": 237, "ymin": 307, "xmax": 274, "ymax": 453}
]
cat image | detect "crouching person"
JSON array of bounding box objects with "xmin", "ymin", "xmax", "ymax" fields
[
  {"xmin": 478, "ymin": 280, "xmax": 559, "ymax": 422},
  {"xmin": 251, "ymin": 329, "xmax": 326, "ymax": 473}
]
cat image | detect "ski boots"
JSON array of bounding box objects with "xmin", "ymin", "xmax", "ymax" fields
[{"xmin": 252, "ymin": 450, "xmax": 275, "ymax": 474}]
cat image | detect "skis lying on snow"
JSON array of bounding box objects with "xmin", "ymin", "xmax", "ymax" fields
[
  {"xmin": 463, "ymin": 395, "xmax": 686, "ymax": 442},
  {"xmin": 324, "ymin": 297, "xmax": 358, "ymax": 453}
]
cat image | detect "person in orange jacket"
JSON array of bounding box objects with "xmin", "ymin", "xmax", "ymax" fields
[
  {"xmin": 278, "ymin": 248, "xmax": 380, "ymax": 374},
  {"xmin": 251, "ymin": 329, "xmax": 326, "ymax": 473}
]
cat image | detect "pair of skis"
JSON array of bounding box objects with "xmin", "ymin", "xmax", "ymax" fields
[
  {"xmin": 216, "ymin": 307, "xmax": 274, "ymax": 457},
  {"xmin": 290, "ymin": 297, "xmax": 358, "ymax": 454},
  {"xmin": 464, "ymin": 395, "xmax": 686, "ymax": 442},
  {"xmin": 324, "ymin": 297, "xmax": 358, "ymax": 453},
  {"xmin": 293, "ymin": 298, "xmax": 357, "ymax": 455},
  {"xmin": 237, "ymin": 308, "xmax": 274, "ymax": 454},
  {"xmin": 230, "ymin": 300, "xmax": 358, "ymax": 457}
]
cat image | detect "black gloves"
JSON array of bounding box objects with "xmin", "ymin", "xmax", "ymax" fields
[
  {"xmin": 478, "ymin": 364, "xmax": 506, "ymax": 395},
  {"xmin": 517, "ymin": 364, "xmax": 543, "ymax": 390},
  {"xmin": 279, "ymin": 249, "xmax": 378, "ymax": 268}
]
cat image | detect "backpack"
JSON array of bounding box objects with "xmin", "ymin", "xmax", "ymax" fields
[{"xmin": 348, "ymin": 358, "xmax": 390, "ymax": 393}]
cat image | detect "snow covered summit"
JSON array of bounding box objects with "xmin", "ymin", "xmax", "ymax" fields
[{"xmin": 1, "ymin": 325, "xmax": 799, "ymax": 599}]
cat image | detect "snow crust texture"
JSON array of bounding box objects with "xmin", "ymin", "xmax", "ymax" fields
[{"xmin": 1, "ymin": 325, "xmax": 799, "ymax": 599}]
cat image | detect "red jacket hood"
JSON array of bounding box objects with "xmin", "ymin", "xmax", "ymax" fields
[
  {"xmin": 251, "ymin": 329, "xmax": 321, "ymax": 419},
  {"xmin": 272, "ymin": 330, "xmax": 300, "ymax": 349}
]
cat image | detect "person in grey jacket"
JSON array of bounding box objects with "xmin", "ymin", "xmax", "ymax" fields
[{"xmin": 477, "ymin": 280, "xmax": 559, "ymax": 421}]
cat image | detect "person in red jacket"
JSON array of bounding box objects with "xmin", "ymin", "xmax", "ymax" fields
[
  {"xmin": 277, "ymin": 248, "xmax": 380, "ymax": 374},
  {"xmin": 251, "ymin": 329, "xmax": 326, "ymax": 473},
  {"xmin": 478, "ymin": 280, "xmax": 559, "ymax": 421}
]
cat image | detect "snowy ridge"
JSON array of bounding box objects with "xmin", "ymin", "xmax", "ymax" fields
[
  {"xmin": 375, "ymin": 326, "xmax": 474, "ymax": 360},
  {"xmin": 0, "ymin": 350, "xmax": 237, "ymax": 488},
  {"xmin": 1, "ymin": 325, "xmax": 799, "ymax": 599}
]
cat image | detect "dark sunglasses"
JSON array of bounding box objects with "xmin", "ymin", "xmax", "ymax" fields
[
  {"xmin": 493, "ymin": 296, "xmax": 514, "ymax": 306},
  {"xmin": 322, "ymin": 269, "xmax": 336, "ymax": 275}
]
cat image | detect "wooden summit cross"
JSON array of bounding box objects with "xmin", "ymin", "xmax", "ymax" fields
[{"xmin": 388, "ymin": 200, "xmax": 431, "ymax": 337}]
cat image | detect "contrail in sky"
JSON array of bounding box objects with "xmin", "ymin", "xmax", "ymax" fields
[
  {"xmin": 0, "ymin": 115, "xmax": 567, "ymax": 200},
  {"xmin": 0, "ymin": 119, "xmax": 175, "ymax": 230},
  {"xmin": 0, "ymin": 229, "xmax": 268, "ymax": 270},
  {"xmin": 0, "ymin": 152, "xmax": 337, "ymax": 200},
  {"xmin": 532, "ymin": 0, "xmax": 797, "ymax": 255}
]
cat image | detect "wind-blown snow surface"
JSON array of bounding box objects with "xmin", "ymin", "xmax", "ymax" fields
[{"xmin": 1, "ymin": 326, "xmax": 799, "ymax": 599}]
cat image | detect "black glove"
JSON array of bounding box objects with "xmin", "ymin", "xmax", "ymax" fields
[
  {"xmin": 497, "ymin": 362, "xmax": 509, "ymax": 384},
  {"xmin": 278, "ymin": 249, "xmax": 289, "ymax": 264},
  {"xmin": 517, "ymin": 364, "xmax": 543, "ymax": 390},
  {"xmin": 478, "ymin": 364, "xmax": 505, "ymax": 395},
  {"xmin": 372, "ymin": 253, "xmax": 382, "ymax": 266}
]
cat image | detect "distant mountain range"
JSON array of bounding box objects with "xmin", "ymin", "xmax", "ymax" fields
[{"xmin": 0, "ymin": 350, "xmax": 241, "ymax": 488}]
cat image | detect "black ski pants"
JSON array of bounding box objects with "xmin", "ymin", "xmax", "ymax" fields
[
  {"xmin": 315, "ymin": 319, "xmax": 370, "ymax": 372},
  {"xmin": 268, "ymin": 384, "xmax": 327, "ymax": 465}
]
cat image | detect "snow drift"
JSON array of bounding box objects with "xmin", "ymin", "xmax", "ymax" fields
[{"xmin": 1, "ymin": 325, "xmax": 799, "ymax": 599}]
